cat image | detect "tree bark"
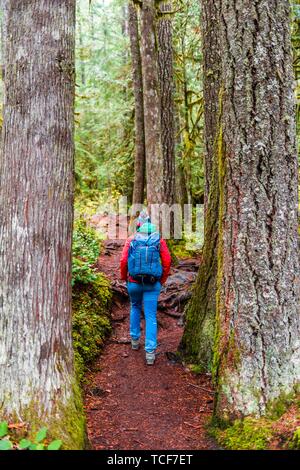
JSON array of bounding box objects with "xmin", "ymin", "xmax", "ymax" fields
[
  {"xmin": 202, "ymin": 1, "xmax": 221, "ymax": 214},
  {"xmin": 0, "ymin": 0, "xmax": 85, "ymax": 448},
  {"xmin": 158, "ymin": 2, "xmax": 176, "ymax": 206},
  {"xmin": 128, "ymin": 1, "xmax": 146, "ymax": 205},
  {"xmin": 78, "ymin": 4, "xmax": 86, "ymax": 86},
  {"xmin": 181, "ymin": 0, "xmax": 221, "ymax": 369},
  {"xmin": 175, "ymin": 106, "xmax": 189, "ymax": 209},
  {"xmin": 181, "ymin": 34, "xmax": 193, "ymax": 203},
  {"xmin": 183, "ymin": 0, "xmax": 300, "ymax": 419},
  {"xmin": 213, "ymin": 0, "xmax": 300, "ymax": 419},
  {"xmin": 140, "ymin": 0, "xmax": 165, "ymax": 205}
]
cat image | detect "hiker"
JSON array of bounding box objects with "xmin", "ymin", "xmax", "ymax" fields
[{"xmin": 120, "ymin": 213, "xmax": 172, "ymax": 365}]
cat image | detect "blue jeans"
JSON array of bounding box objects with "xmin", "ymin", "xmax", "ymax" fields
[{"xmin": 127, "ymin": 281, "xmax": 161, "ymax": 353}]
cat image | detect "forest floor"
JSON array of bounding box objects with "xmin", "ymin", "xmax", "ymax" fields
[{"xmin": 83, "ymin": 238, "xmax": 218, "ymax": 450}]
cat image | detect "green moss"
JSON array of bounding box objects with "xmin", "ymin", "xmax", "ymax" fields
[
  {"xmin": 210, "ymin": 393, "xmax": 300, "ymax": 450},
  {"xmin": 167, "ymin": 239, "xmax": 196, "ymax": 260},
  {"xmin": 180, "ymin": 88, "xmax": 225, "ymax": 372},
  {"xmin": 289, "ymin": 427, "xmax": 300, "ymax": 450},
  {"xmin": 188, "ymin": 364, "xmax": 206, "ymax": 374},
  {"xmin": 266, "ymin": 387, "xmax": 300, "ymax": 420},
  {"xmin": 212, "ymin": 99, "xmax": 225, "ymax": 385},
  {"xmin": 212, "ymin": 417, "xmax": 273, "ymax": 450},
  {"xmin": 1, "ymin": 380, "xmax": 86, "ymax": 450},
  {"xmin": 44, "ymin": 380, "xmax": 86, "ymax": 450},
  {"xmin": 72, "ymin": 273, "xmax": 112, "ymax": 382}
]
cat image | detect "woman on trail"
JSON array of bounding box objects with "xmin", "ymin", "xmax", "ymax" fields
[{"xmin": 120, "ymin": 213, "xmax": 172, "ymax": 365}]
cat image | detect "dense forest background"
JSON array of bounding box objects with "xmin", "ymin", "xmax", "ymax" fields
[
  {"xmin": 74, "ymin": 0, "xmax": 300, "ymax": 216},
  {"xmin": 0, "ymin": 0, "xmax": 300, "ymax": 452}
]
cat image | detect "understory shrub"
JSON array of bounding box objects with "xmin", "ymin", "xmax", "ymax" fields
[
  {"xmin": 72, "ymin": 217, "xmax": 112, "ymax": 381},
  {"xmin": 0, "ymin": 422, "xmax": 62, "ymax": 451}
]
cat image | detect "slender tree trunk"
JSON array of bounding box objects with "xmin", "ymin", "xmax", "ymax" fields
[
  {"xmin": 180, "ymin": 0, "xmax": 221, "ymax": 369},
  {"xmin": 202, "ymin": 1, "xmax": 221, "ymax": 215},
  {"xmin": 181, "ymin": 35, "xmax": 192, "ymax": 203},
  {"xmin": 175, "ymin": 107, "xmax": 189, "ymax": 208},
  {"xmin": 158, "ymin": 2, "xmax": 175, "ymax": 206},
  {"xmin": 89, "ymin": 2, "xmax": 95, "ymax": 40},
  {"xmin": 214, "ymin": 0, "xmax": 300, "ymax": 418},
  {"xmin": 0, "ymin": 1, "xmax": 85, "ymax": 448},
  {"xmin": 78, "ymin": 5, "xmax": 86, "ymax": 86},
  {"xmin": 140, "ymin": 0, "xmax": 164, "ymax": 205},
  {"xmin": 129, "ymin": 1, "xmax": 146, "ymax": 205}
]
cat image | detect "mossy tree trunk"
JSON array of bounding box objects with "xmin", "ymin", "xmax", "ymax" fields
[
  {"xmin": 180, "ymin": 0, "xmax": 221, "ymax": 370},
  {"xmin": 129, "ymin": 1, "xmax": 146, "ymax": 206},
  {"xmin": 0, "ymin": 0, "xmax": 85, "ymax": 448},
  {"xmin": 183, "ymin": 0, "xmax": 300, "ymax": 420},
  {"xmin": 214, "ymin": 0, "xmax": 300, "ymax": 419}
]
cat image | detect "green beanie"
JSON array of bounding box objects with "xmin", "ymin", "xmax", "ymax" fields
[{"xmin": 137, "ymin": 222, "xmax": 157, "ymax": 234}]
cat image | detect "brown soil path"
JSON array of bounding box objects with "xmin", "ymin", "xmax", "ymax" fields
[{"xmin": 84, "ymin": 240, "xmax": 218, "ymax": 450}]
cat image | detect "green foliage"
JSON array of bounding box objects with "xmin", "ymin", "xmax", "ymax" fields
[
  {"xmin": 47, "ymin": 440, "xmax": 63, "ymax": 450},
  {"xmin": 289, "ymin": 427, "xmax": 300, "ymax": 450},
  {"xmin": 19, "ymin": 439, "xmax": 32, "ymax": 449},
  {"xmin": 173, "ymin": 0, "xmax": 205, "ymax": 203},
  {"xmin": 72, "ymin": 217, "xmax": 112, "ymax": 382},
  {"xmin": 35, "ymin": 427, "xmax": 47, "ymax": 443},
  {"xmin": 72, "ymin": 217, "xmax": 102, "ymax": 285},
  {"xmin": 75, "ymin": 0, "xmax": 134, "ymax": 206},
  {"xmin": 168, "ymin": 206, "xmax": 204, "ymax": 257},
  {"xmin": 0, "ymin": 439, "xmax": 13, "ymax": 450},
  {"xmin": 0, "ymin": 422, "xmax": 62, "ymax": 451},
  {"xmin": 0, "ymin": 421, "xmax": 8, "ymax": 438}
]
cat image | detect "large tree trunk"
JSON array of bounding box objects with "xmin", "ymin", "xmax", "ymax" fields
[
  {"xmin": 213, "ymin": 0, "xmax": 300, "ymax": 419},
  {"xmin": 158, "ymin": 2, "xmax": 175, "ymax": 206},
  {"xmin": 140, "ymin": 0, "xmax": 164, "ymax": 205},
  {"xmin": 0, "ymin": 1, "xmax": 85, "ymax": 448},
  {"xmin": 129, "ymin": 1, "xmax": 146, "ymax": 206},
  {"xmin": 180, "ymin": 0, "xmax": 221, "ymax": 369}
]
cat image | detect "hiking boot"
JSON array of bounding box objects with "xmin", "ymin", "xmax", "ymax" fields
[
  {"xmin": 146, "ymin": 351, "xmax": 155, "ymax": 365},
  {"xmin": 131, "ymin": 339, "xmax": 140, "ymax": 350}
]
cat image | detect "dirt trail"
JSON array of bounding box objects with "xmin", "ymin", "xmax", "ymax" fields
[{"xmin": 84, "ymin": 239, "xmax": 217, "ymax": 450}]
